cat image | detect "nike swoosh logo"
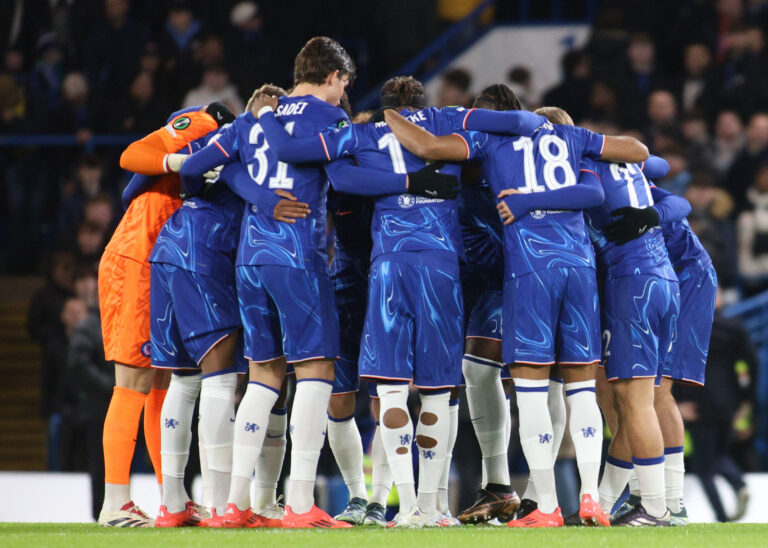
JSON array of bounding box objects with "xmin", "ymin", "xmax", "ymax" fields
[
  {"xmin": 425, "ymin": 190, "xmax": 437, "ymax": 197},
  {"xmin": 229, "ymin": 418, "xmax": 236, "ymax": 422},
  {"xmin": 638, "ymin": 225, "xmax": 647, "ymax": 233},
  {"xmin": 266, "ymin": 433, "xmax": 283, "ymax": 439}
]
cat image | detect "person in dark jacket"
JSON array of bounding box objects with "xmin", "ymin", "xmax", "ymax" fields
[{"xmin": 675, "ymin": 290, "xmax": 756, "ymax": 522}]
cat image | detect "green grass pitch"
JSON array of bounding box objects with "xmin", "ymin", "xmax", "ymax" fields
[{"xmin": 2, "ymin": 523, "xmax": 768, "ymax": 548}]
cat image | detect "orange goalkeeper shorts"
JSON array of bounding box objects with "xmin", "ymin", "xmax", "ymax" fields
[{"xmin": 98, "ymin": 250, "xmax": 152, "ymax": 368}]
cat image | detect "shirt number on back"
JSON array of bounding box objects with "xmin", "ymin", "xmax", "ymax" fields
[
  {"xmin": 378, "ymin": 133, "xmax": 407, "ymax": 174},
  {"xmin": 247, "ymin": 121, "xmax": 295, "ymax": 189},
  {"xmin": 609, "ymin": 163, "xmax": 654, "ymax": 208},
  {"xmin": 512, "ymin": 135, "xmax": 576, "ymax": 192}
]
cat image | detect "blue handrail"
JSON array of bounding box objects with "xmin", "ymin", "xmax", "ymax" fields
[{"xmin": 355, "ymin": 0, "xmax": 498, "ymax": 111}]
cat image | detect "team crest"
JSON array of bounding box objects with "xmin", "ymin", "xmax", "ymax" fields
[
  {"xmin": 539, "ymin": 433, "xmax": 553, "ymax": 444},
  {"xmin": 245, "ymin": 422, "xmax": 260, "ymax": 433},
  {"xmin": 581, "ymin": 427, "xmax": 597, "ymax": 438},
  {"xmin": 140, "ymin": 341, "xmax": 151, "ymax": 358},
  {"xmin": 421, "ymin": 449, "xmax": 435, "ymax": 460},
  {"xmin": 530, "ymin": 209, "xmax": 546, "ymax": 219},
  {"xmin": 172, "ymin": 116, "xmax": 191, "ymax": 130},
  {"xmin": 399, "ymin": 434, "xmax": 411, "ymax": 445},
  {"xmin": 398, "ymin": 194, "xmax": 416, "ymax": 209},
  {"xmin": 164, "ymin": 418, "xmax": 179, "ymax": 429}
]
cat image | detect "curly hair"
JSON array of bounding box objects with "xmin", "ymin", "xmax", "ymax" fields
[
  {"xmin": 472, "ymin": 83, "xmax": 522, "ymax": 111},
  {"xmin": 380, "ymin": 76, "xmax": 427, "ymax": 109}
]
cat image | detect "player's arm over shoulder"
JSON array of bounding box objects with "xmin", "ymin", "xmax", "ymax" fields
[
  {"xmin": 382, "ymin": 108, "xmax": 470, "ymax": 162},
  {"xmin": 120, "ymin": 110, "xmax": 219, "ymax": 175}
]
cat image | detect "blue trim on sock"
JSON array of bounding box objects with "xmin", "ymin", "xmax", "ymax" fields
[
  {"xmin": 201, "ymin": 366, "xmax": 238, "ymax": 379},
  {"xmin": 271, "ymin": 407, "xmax": 288, "ymax": 416},
  {"xmin": 606, "ymin": 455, "xmax": 634, "ymax": 470},
  {"xmin": 549, "ymin": 377, "xmax": 564, "ymax": 383},
  {"xmin": 449, "ymin": 399, "xmax": 460, "ymax": 407},
  {"xmin": 632, "ymin": 455, "xmax": 665, "ymax": 466},
  {"xmin": 296, "ymin": 377, "xmax": 334, "ymax": 386},
  {"xmin": 247, "ymin": 380, "xmax": 281, "ymax": 395},
  {"xmin": 463, "ymin": 354, "xmax": 502, "ymax": 368},
  {"xmin": 327, "ymin": 413, "xmax": 355, "ymax": 423},
  {"xmin": 565, "ymin": 387, "xmax": 596, "ymax": 397},
  {"xmin": 664, "ymin": 445, "xmax": 684, "ymax": 455},
  {"xmin": 515, "ymin": 386, "xmax": 549, "ymax": 393}
]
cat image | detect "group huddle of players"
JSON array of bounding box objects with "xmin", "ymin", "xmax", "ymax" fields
[{"xmin": 95, "ymin": 36, "xmax": 717, "ymax": 529}]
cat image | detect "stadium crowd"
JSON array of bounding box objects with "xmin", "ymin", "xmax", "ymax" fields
[{"xmin": 3, "ymin": 0, "xmax": 763, "ymax": 525}]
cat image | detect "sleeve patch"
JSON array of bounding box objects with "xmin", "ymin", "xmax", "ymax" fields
[{"xmin": 173, "ymin": 116, "xmax": 191, "ymax": 130}]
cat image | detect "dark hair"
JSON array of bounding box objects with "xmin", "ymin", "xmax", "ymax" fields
[
  {"xmin": 380, "ymin": 76, "xmax": 426, "ymax": 109},
  {"xmin": 339, "ymin": 92, "xmax": 353, "ymax": 117},
  {"xmin": 293, "ymin": 36, "xmax": 356, "ymax": 86},
  {"xmin": 561, "ymin": 49, "xmax": 586, "ymax": 77},
  {"xmin": 472, "ymin": 84, "xmax": 522, "ymax": 111},
  {"xmin": 78, "ymin": 154, "xmax": 102, "ymax": 169},
  {"xmin": 442, "ymin": 68, "xmax": 471, "ymax": 92},
  {"xmin": 507, "ymin": 66, "xmax": 531, "ymax": 85}
]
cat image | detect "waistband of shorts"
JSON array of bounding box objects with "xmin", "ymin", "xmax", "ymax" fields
[{"xmin": 373, "ymin": 250, "xmax": 459, "ymax": 270}]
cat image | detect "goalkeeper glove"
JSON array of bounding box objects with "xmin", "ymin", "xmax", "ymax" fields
[
  {"xmin": 407, "ymin": 163, "xmax": 459, "ymax": 200},
  {"xmin": 603, "ymin": 206, "xmax": 660, "ymax": 245}
]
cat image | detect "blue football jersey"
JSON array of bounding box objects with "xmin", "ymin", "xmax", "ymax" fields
[
  {"xmin": 321, "ymin": 107, "xmax": 482, "ymax": 262},
  {"xmin": 458, "ymin": 180, "xmax": 503, "ymax": 279},
  {"xmin": 149, "ymin": 129, "xmax": 244, "ymax": 278},
  {"xmin": 583, "ymin": 158, "xmax": 676, "ymax": 280},
  {"xmin": 460, "ymin": 121, "xmax": 605, "ymax": 278},
  {"xmin": 328, "ymin": 191, "xmax": 373, "ymax": 276},
  {"xmin": 211, "ymin": 95, "xmax": 349, "ymax": 272},
  {"xmin": 662, "ymin": 218, "xmax": 712, "ymax": 271}
]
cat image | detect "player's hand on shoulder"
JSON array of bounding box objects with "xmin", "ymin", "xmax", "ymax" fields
[
  {"xmin": 272, "ymin": 189, "xmax": 311, "ymax": 223},
  {"xmin": 604, "ymin": 206, "xmax": 660, "ymax": 245},
  {"xmin": 497, "ymin": 200, "xmax": 515, "ymax": 225},
  {"xmin": 406, "ymin": 162, "xmax": 459, "ymax": 200},
  {"xmin": 248, "ymin": 89, "xmax": 278, "ymax": 117}
]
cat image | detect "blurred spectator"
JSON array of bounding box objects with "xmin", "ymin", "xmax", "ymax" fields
[
  {"xmin": 686, "ymin": 171, "xmax": 737, "ymax": 286},
  {"xmin": 27, "ymin": 249, "xmax": 75, "ymax": 468},
  {"xmin": 52, "ymin": 72, "xmax": 93, "ymax": 143},
  {"xmin": 59, "ymin": 265, "xmax": 111, "ymax": 520},
  {"xmin": 182, "ymin": 65, "xmax": 244, "ymax": 114},
  {"xmin": 711, "ymin": 110, "xmax": 746, "ymax": 175},
  {"xmin": 677, "ymin": 42, "xmax": 720, "ymax": 115},
  {"xmin": 737, "ymin": 164, "xmax": 768, "ymax": 294},
  {"xmin": 543, "ymin": 49, "xmax": 591, "ymax": 123},
  {"xmin": 675, "ymin": 289, "xmax": 755, "ymax": 522},
  {"xmin": 159, "ymin": 0, "xmax": 204, "ymax": 104},
  {"xmin": 728, "ymin": 113, "xmax": 768, "ymax": 211},
  {"xmin": 58, "ymin": 156, "xmax": 106, "ymax": 236},
  {"xmin": 655, "ymin": 143, "xmax": 691, "ymax": 196},
  {"xmin": 0, "ymin": 74, "xmax": 29, "ymax": 133},
  {"xmin": 646, "ymin": 89, "xmax": 678, "ymax": 138},
  {"xmin": 586, "ymin": 80, "xmax": 622, "ymax": 128},
  {"xmin": 75, "ymin": 221, "xmax": 107, "ymax": 269},
  {"xmin": 82, "ymin": 0, "xmax": 150, "ymax": 98},
  {"xmin": 436, "ymin": 68, "xmax": 473, "ymax": 108},
  {"xmin": 681, "ymin": 111, "xmax": 713, "ymax": 170},
  {"xmin": 27, "ymin": 33, "xmax": 64, "ymax": 113},
  {"xmin": 110, "ymin": 71, "xmax": 167, "ymax": 133},
  {"xmin": 226, "ymin": 2, "xmax": 269, "ymax": 97},
  {"xmin": 506, "ymin": 65, "xmax": 535, "ymax": 108},
  {"xmin": 83, "ymin": 194, "xmax": 117, "ymax": 237}
]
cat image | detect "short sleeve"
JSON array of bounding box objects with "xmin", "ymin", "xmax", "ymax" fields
[
  {"xmin": 571, "ymin": 127, "xmax": 606, "ymax": 160},
  {"xmin": 453, "ymin": 129, "xmax": 489, "ymax": 160}
]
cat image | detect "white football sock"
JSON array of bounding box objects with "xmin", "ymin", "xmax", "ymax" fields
[
  {"xmin": 438, "ymin": 398, "xmax": 459, "ymax": 514},
  {"xmin": 252, "ymin": 407, "xmax": 287, "ymax": 512},
  {"xmin": 198, "ymin": 422, "xmax": 213, "ymax": 509},
  {"xmin": 416, "ymin": 391, "xmax": 450, "ymax": 514},
  {"xmin": 628, "ymin": 469, "xmax": 640, "ymax": 497},
  {"xmin": 664, "ymin": 446, "xmax": 685, "ymax": 512},
  {"xmin": 548, "ymin": 377, "xmax": 566, "ymax": 462},
  {"xmin": 327, "ymin": 414, "xmax": 367, "ymax": 500},
  {"xmin": 199, "ymin": 372, "xmax": 237, "ymax": 515},
  {"xmin": 230, "ymin": 382, "xmax": 278, "ymax": 510},
  {"xmin": 286, "ymin": 379, "xmax": 333, "ymax": 514},
  {"xmin": 599, "ymin": 456, "xmax": 633, "ymax": 513},
  {"xmin": 463, "ymin": 355, "xmax": 509, "ymax": 486},
  {"xmin": 565, "ymin": 380, "xmax": 603, "ymax": 500},
  {"xmin": 370, "ymin": 425, "xmax": 393, "ymax": 506},
  {"xmin": 377, "ymin": 383, "xmax": 416, "ymax": 512},
  {"xmin": 633, "ymin": 455, "xmax": 667, "ymax": 518},
  {"xmin": 161, "ymin": 372, "xmax": 201, "ymax": 512},
  {"xmin": 103, "ymin": 484, "xmax": 131, "ymax": 512},
  {"xmin": 514, "ymin": 378, "xmax": 557, "ymax": 513}
]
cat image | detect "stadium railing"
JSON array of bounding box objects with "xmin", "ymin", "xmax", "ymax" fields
[
  {"xmin": 0, "ymin": 134, "xmax": 139, "ymax": 154},
  {"xmin": 723, "ymin": 291, "xmax": 768, "ymax": 467}
]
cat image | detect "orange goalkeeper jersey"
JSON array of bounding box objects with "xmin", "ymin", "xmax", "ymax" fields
[{"xmin": 104, "ymin": 110, "xmax": 219, "ymax": 262}]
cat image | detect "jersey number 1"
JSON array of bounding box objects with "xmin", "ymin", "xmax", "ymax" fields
[{"xmin": 248, "ymin": 121, "xmax": 295, "ymax": 189}]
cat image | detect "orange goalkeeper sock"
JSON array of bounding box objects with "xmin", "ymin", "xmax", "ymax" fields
[
  {"xmin": 103, "ymin": 386, "xmax": 147, "ymax": 485},
  {"xmin": 144, "ymin": 388, "xmax": 167, "ymax": 485}
]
